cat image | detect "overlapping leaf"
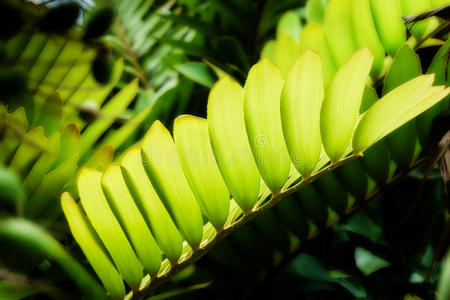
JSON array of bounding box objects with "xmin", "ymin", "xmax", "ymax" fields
[{"xmin": 62, "ymin": 46, "xmax": 449, "ymax": 298}]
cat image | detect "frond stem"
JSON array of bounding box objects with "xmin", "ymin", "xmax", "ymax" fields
[{"xmin": 130, "ymin": 153, "xmax": 424, "ymax": 299}]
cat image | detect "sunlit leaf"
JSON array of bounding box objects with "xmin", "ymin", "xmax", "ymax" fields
[
  {"xmin": 320, "ymin": 48, "xmax": 373, "ymax": 162},
  {"xmin": 299, "ymin": 22, "xmax": 337, "ymax": 87},
  {"xmin": 121, "ymin": 147, "xmax": 183, "ymax": 263},
  {"xmin": 274, "ymin": 33, "xmax": 300, "ymax": 78},
  {"xmin": 141, "ymin": 121, "xmax": 204, "ymax": 249},
  {"xmin": 61, "ymin": 193, "xmax": 125, "ymax": 300},
  {"xmin": 281, "ymin": 49, "xmax": 324, "ymax": 177},
  {"xmin": 101, "ymin": 165, "xmax": 162, "ymax": 276},
  {"xmin": 323, "ymin": 0, "xmax": 357, "ymax": 66},
  {"xmin": 78, "ymin": 168, "xmax": 143, "ymax": 290},
  {"xmin": 353, "ymin": 75, "xmax": 450, "ymax": 153},
  {"xmin": 244, "ymin": 58, "xmax": 291, "ymax": 193},
  {"xmin": 207, "ymin": 76, "xmax": 260, "ymax": 212},
  {"xmin": 174, "ymin": 115, "xmax": 230, "ymax": 230}
]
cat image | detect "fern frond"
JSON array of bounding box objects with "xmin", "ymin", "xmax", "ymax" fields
[{"xmin": 62, "ymin": 45, "xmax": 449, "ymax": 298}]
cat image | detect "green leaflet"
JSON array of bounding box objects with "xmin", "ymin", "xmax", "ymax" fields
[
  {"xmin": 349, "ymin": 0, "xmax": 385, "ymax": 77},
  {"xmin": 28, "ymin": 36, "xmax": 65, "ymax": 91},
  {"xmin": 354, "ymin": 247, "xmax": 390, "ymax": 276},
  {"xmin": 244, "ymin": 59, "xmax": 291, "ymax": 194},
  {"xmin": 57, "ymin": 49, "xmax": 96, "ymax": 102},
  {"xmin": 207, "ymin": 76, "xmax": 260, "ymax": 213},
  {"xmin": 369, "ymin": 0, "xmax": 406, "ymax": 57},
  {"xmin": 0, "ymin": 107, "xmax": 28, "ymax": 164},
  {"xmin": 80, "ymin": 79, "xmax": 139, "ymax": 157},
  {"xmin": 261, "ymin": 39, "xmax": 276, "ymax": 61},
  {"xmin": 306, "ymin": 0, "xmax": 325, "ymax": 24},
  {"xmin": 281, "ymin": 50, "xmax": 324, "ymax": 178},
  {"xmin": 383, "ymin": 44, "xmax": 422, "ymax": 169},
  {"xmin": 61, "ymin": 193, "xmax": 125, "ymax": 300},
  {"xmin": 359, "ymin": 87, "xmax": 391, "ymax": 184},
  {"xmin": 36, "ymin": 39, "xmax": 84, "ymax": 97},
  {"xmin": 315, "ymin": 172, "xmax": 351, "ymax": 215},
  {"xmin": 417, "ymin": 38, "xmax": 450, "ymax": 147},
  {"xmin": 121, "ymin": 147, "xmax": 183, "ymax": 263},
  {"xmin": 100, "ymin": 104, "xmax": 153, "ymax": 151},
  {"xmin": 274, "ymin": 33, "xmax": 300, "ymax": 78},
  {"xmin": 9, "ymin": 127, "xmax": 47, "ymax": 177},
  {"xmin": 174, "ymin": 62, "xmax": 217, "ymax": 88},
  {"xmin": 299, "ymin": 22, "xmax": 336, "ymax": 87},
  {"xmin": 68, "ymin": 57, "xmax": 123, "ymax": 112},
  {"xmin": 53, "ymin": 123, "xmax": 80, "ymax": 168},
  {"xmin": 383, "ymin": 45, "xmax": 423, "ymax": 97},
  {"xmin": 323, "ymin": 0, "xmax": 357, "ymax": 67},
  {"xmin": 22, "ymin": 132, "xmax": 60, "ymax": 193},
  {"xmin": 83, "ymin": 145, "xmax": 114, "ymax": 171},
  {"xmin": 78, "ymin": 168, "xmax": 143, "ymax": 290},
  {"xmin": 25, "ymin": 155, "xmax": 78, "ymax": 218},
  {"xmin": 353, "ymin": 75, "xmax": 450, "ymax": 153},
  {"xmin": 141, "ymin": 121, "xmax": 204, "ymax": 249},
  {"xmin": 15, "ymin": 34, "xmax": 47, "ymax": 77},
  {"xmin": 298, "ymin": 184, "xmax": 337, "ymax": 228},
  {"xmin": 0, "ymin": 167, "xmax": 26, "ymax": 213},
  {"xmin": 276, "ymin": 10, "xmax": 301, "ymax": 41},
  {"xmin": 34, "ymin": 93, "xmax": 62, "ymax": 136},
  {"xmin": 174, "ymin": 115, "xmax": 230, "ymax": 230},
  {"xmin": 274, "ymin": 32, "xmax": 300, "ymax": 78},
  {"xmin": 101, "ymin": 165, "xmax": 162, "ymax": 276},
  {"xmin": 320, "ymin": 48, "xmax": 373, "ymax": 162}
]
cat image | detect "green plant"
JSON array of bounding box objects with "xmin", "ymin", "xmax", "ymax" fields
[
  {"xmin": 62, "ymin": 45, "xmax": 448, "ymax": 298},
  {"xmin": 1, "ymin": 0, "xmax": 450, "ymax": 299}
]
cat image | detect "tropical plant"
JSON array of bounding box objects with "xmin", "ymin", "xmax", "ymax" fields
[
  {"xmin": 1, "ymin": 0, "xmax": 449, "ymax": 299},
  {"xmin": 61, "ymin": 34, "xmax": 449, "ymax": 300}
]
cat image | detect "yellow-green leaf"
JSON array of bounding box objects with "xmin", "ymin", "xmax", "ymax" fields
[
  {"xmin": 320, "ymin": 48, "xmax": 374, "ymax": 162},
  {"xmin": 141, "ymin": 121, "xmax": 204, "ymax": 249},
  {"xmin": 276, "ymin": 10, "xmax": 301, "ymax": 41},
  {"xmin": 34, "ymin": 93, "xmax": 62, "ymax": 136},
  {"xmin": 349, "ymin": 0, "xmax": 385, "ymax": 77},
  {"xmin": 9, "ymin": 127, "xmax": 47, "ymax": 178},
  {"xmin": 299, "ymin": 22, "xmax": 337, "ymax": 87},
  {"xmin": 83, "ymin": 145, "xmax": 114, "ymax": 171},
  {"xmin": 22, "ymin": 132, "xmax": 60, "ymax": 193},
  {"xmin": 353, "ymin": 75, "xmax": 450, "ymax": 153},
  {"xmin": 0, "ymin": 107, "xmax": 28, "ymax": 164},
  {"xmin": 61, "ymin": 193, "xmax": 125, "ymax": 300},
  {"xmin": 383, "ymin": 44, "xmax": 422, "ymax": 169},
  {"xmin": 207, "ymin": 76, "xmax": 260, "ymax": 212},
  {"xmin": 120, "ymin": 147, "xmax": 183, "ymax": 263},
  {"xmin": 281, "ymin": 50, "xmax": 324, "ymax": 178},
  {"xmin": 369, "ymin": 0, "xmax": 406, "ymax": 57},
  {"xmin": 101, "ymin": 165, "xmax": 162, "ymax": 276},
  {"xmin": 274, "ymin": 33, "xmax": 300, "ymax": 78},
  {"xmin": 323, "ymin": 0, "xmax": 357, "ymax": 67},
  {"xmin": 54, "ymin": 123, "xmax": 80, "ymax": 167},
  {"xmin": 244, "ymin": 59, "xmax": 291, "ymax": 194},
  {"xmin": 25, "ymin": 155, "xmax": 78, "ymax": 218},
  {"xmin": 78, "ymin": 168, "xmax": 143, "ymax": 290},
  {"xmin": 174, "ymin": 115, "xmax": 230, "ymax": 230}
]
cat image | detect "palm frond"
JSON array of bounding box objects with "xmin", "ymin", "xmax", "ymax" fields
[{"xmin": 62, "ymin": 45, "xmax": 449, "ymax": 298}]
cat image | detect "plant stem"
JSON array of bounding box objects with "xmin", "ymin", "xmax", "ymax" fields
[
  {"xmin": 131, "ymin": 153, "xmax": 420, "ymax": 299},
  {"xmin": 113, "ymin": 19, "xmax": 150, "ymax": 89}
]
